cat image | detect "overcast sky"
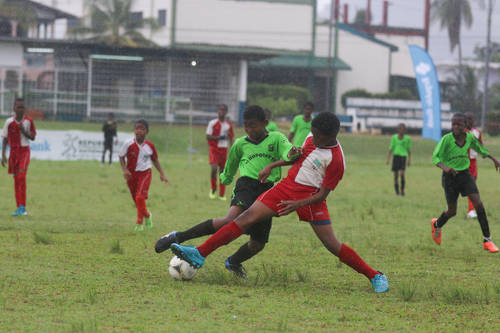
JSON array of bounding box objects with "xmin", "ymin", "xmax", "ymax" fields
[{"xmin": 317, "ymin": 0, "xmax": 500, "ymax": 63}]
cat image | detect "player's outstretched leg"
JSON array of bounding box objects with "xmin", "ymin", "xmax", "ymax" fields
[
  {"xmin": 225, "ymin": 256, "xmax": 247, "ymax": 278},
  {"xmin": 470, "ymin": 193, "xmax": 499, "ymax": 253},
  {"xmin": 155, "ymin": 231, "xmax": 179, "ymax": 253},
  {"xmin": 171, "ymin": 243, "xmax": 205, "ymax": 268}
]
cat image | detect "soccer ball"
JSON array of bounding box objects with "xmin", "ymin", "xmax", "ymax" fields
[{"xmin": 168, "ymin": 256, "xmax": 198, "ymax": 280}]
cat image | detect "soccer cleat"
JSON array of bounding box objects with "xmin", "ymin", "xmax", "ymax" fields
[
  {"xmin": 18, "ymin": 206, "xmax": 28, "ymax": 216},
  {"xmin": 483, "ymin": 240, "xmax": 499, "ymax": 253},
  {"xmin": 370, "ymin": 272, "xmax": 389, "ymax": 293},
  {"xmin": 467, "ymin": 210, "xmax": 477, "ymax": 219},
  {"xmin": 209, "ymin": 191, "xmax": 216, "ymax": 200},
  {"xmin": 11, "ymin": 207, "xmax": 21, "ymax": 216},
  {"xmin": 134, "ymin": 224, "xmax": 144, "ymax": 232},
  {"xmin": 170, "ymin": 243, "xmax": 205, "ymax": 269},
  {"xmin": 154, "ymin": 231, "xmax": 178, "ymax": 253},
  {"xmin": 144, "ymin": 212, "xmax": 153, "ymax": 229},
  {"xmin": 430, "ymin": 218, "xmax": 441, "ymax": 245},
  {"xmin": 218, "ymin": 196, "xmax": 227, "ymax": 201},
  {"xmin": 224, "ymin": 256, "xmax": 248, "ymax": 278}
]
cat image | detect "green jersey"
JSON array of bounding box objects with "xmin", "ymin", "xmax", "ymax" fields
[
  {"xmin": 389, "ymin": 134, "xmax": 411, "ymax": 157},
  {"xmin": 290, "ymin": 115, "xmax": 312, "ymax": 146},
  {"xmin": 432, "ymin": 132, "xmax": 490, "ymax": 171},
  {"xmin": 220, "ymin": 131, "xmax": 293, "ymax": 185},
  {"xmin": 266, "ymin": 121, "xmax": 278, "ymax": 132}
]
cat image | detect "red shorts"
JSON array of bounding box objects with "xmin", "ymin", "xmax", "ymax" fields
[
  {"xmin": 8, "ymin": 147, "xmax": 30, "ymax": 175},
  {"xmin": 209, "ymin": 146, "xmax": 228, "ymax": 168},
  {"xmin": 258, "ymin": 181, "xmax": 331, "ymax": 225},
  {"xmin": 127, "ymin": 169, "xmax": 152, "ymax": 200},
  {"xmin": 469, "ymin": 159, "xmax": 477, "ymax": 179}
]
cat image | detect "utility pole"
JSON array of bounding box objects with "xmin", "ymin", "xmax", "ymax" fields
[
  {"xmin": 481, "ymin": 0, "xmax": 493, "ymax": 130},
  {"xmin": 327, "ymin": 0, "xmax": 339, "ymax": 113}
]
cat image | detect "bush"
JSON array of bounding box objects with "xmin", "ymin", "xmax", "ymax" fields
[
  {"xmin": 341, "ymin": 88, "xmax": 417, "ymax": 107},
  {"xmin": 486, "ymin": 110, "xmax": 500, "ymax": 136},
  {"xmin": 247, "ymin": 83, "xmax": 312, "ymax": 117}
]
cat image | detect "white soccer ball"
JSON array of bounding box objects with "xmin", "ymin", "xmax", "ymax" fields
[{"xmin": 168, "ymin": 256, "xmax": 198, "ymax": 281}]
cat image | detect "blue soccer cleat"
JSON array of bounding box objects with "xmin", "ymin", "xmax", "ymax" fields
[
  {"xmin": 11, "ymin": 207, "xmax": 21, "ymax": 216},
  {"xmin": 225, "ymin": 256, "xmax": 247, "ymax": 279},
  {"xmin": 371, "ymin": 272, "xmax": 389, "ymax": 293},
  {"xmin": 170, "ymin": 243, "xmax": 205, "ymax": 269},
  {"xmin": 18, "ymin": 206, "xmax": 28, "ymax": 216}
]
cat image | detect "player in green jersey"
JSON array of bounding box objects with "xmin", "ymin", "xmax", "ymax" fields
[
  {"xmin": 155, "ymin": 105, "xmax": 300, "ymax": 277},
  {"xmin": 288, "ymin": 102, "xmax": 313, "ymax": 146},
  {"xmin": 386, "ymin": 123, "xmax": 411, "ymax": 196},
  {"xmin": 430, "ymin": 113, "xmax": 500, "ymax": 253},
  {"xmin": 264, "ymin": 108, "xmax": 278, "ymax": 132}
]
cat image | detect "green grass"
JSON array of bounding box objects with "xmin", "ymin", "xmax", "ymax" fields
[{"xmin": 1, "ymin": 121, "xmax": 500, "ymax": 331}]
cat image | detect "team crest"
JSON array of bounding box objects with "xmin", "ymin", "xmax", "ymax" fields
[{"xmin": 268, "ymin": 144, "xmax": 274, "ymax": 152}]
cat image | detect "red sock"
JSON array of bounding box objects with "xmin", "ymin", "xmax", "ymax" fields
[
  {"xmin": 338, "ymin": 244, "xmax": 378, "ymax": 280},
  {"xmin": 135, "ymin": 195, "xmax": 148, "ymax": 224},
  {"xmin": 219, "ymin": 183, "xmax": 225, "ymax": 197},
  {"xmin": 468, "ymin": 198, "xmax": 474, "ymax": 212},
  {"xmin": 13, "ymin": 175, "xmax": 20, "ymax": 207},
  {"xmin": 210, "ymin": 178, "xmax": 217, "ymax": 192},
  {"xmin": 18, "ymin": 173, "xmax": 26, "ymax": 207},
  {"xmin": 197, "ymin": 221, "xmax": 243, "ymax": 257}
]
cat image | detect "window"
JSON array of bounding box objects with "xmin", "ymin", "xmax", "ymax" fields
[
  {"xmin": 158, "ymin": 9, "xmax": 167, "ymax": 27},
  {"xmin": 131, "ymin": 11, "xmax": 143, "ymax": 27}
]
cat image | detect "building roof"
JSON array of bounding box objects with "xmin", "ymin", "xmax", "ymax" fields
[
  {"xmin": 348, "ymin": 24, "xmax": 426, "ymax": 37},
  {"xmin": 251, "ymin": 54, "xmax": 351, "ymax": 70},
  {"xmin": 5, "ymin": 0, "xmax": 77, "ymax": 20}
]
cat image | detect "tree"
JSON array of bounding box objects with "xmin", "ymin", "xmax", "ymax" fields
[
  {"xmin": 69, "ymin": 0, "xmax": 158, "ymax": 47},
  {"xmin": 443, "ymin": 65, "xmax": 482, "ymax": 115},
  {"xmin": 474, "ymin": 42, "xmax": 500, "ymax": 62},
  {"xmin": 431, "ymin": 0, "xmax": 473, "ymax": 69},
  {"xmin": 0, "ymin": 0, "xmax": 37, "ymax": 34},
  {"xmin": 354, "ymin": 9, "xmax": 367, "ymax": 25}
]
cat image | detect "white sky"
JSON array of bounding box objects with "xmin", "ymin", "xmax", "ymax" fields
[{"xmin": 317, "ymin": 0, "xmax": 500, "ymax": 63}]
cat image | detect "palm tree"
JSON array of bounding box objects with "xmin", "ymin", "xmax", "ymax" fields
[
  {"xmin": 431, "ymin": 0, "xmax": 473, "ymax": 69},
  {"xmin": 0, "ymin": 0, "xmax": 37, "ymax": 35},
  {"xmin": 69, "ymin": 0, "xmax": 159, "ymax": 48},
  {"xmin": 444, "ymin": 65, "xmax": 482, "ymax": 115}
]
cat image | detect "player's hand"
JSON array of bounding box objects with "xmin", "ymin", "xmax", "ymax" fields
[
  {"xmin": 287, "ymin": 146, "xmax": 301, "ymax": 159},
  {"xmin": 386, "ymin": 159, "xmax": 390, "ymax": 165},
  {"xmin": 115, "ymin": 139, "xmax": 119, "ymax": 145},
  {"xmin": 258, "ymin": 166, "xmax": 271, "ymax": 183},
  {"xmin": 407, "ymin": 159, "xmax": 411, "ymax": 167},
  {"xmin": 443, "ymin": 166, "xmax": 457, "ymax": 176},
  {"xmin": 160, "ymin": 174, "xmax": 169, "ymax": 183},
  {"xmin": 122, "ymin": 169, "xmax": 132, "ymax": 180},
  {"xmin": 277, "ymin": 200, "xmax": 300, "ymax": 216},
  {"xmin": 1, "ymin": 155, "xmax": 6, "ymax": 167},
  {"xmin": 492, "ymin": 157, "xmax": 500, "ymax": 172}
]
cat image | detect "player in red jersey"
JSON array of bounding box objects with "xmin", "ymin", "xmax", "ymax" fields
[
  {"xmin": 171, "ymin": 112, "xmax": 389, "ymax": 293},
  {"xmin": 206, "ymin": 104, "xmax": 234, "ymax": 200},
  {"xmin": 119, "ymin": 120, "xmax": 168, "ymax": 231},
  {"xmin": 1, "ymin": 98, "xmax": 36, "ymax": 216},
  {"xmin": 465, "ymin": 113, "xmax": 482, "ymax": 219}
]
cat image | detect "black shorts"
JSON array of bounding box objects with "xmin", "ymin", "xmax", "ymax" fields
[
  {"xmin": 442, "ymin": 169, "xmax": 479, "ymax": 204},
  {"xmin": 104, "ymin": 139, "xmax": 113, "ymax": 150},
  {"xmin": 392, "ymin": 155, "xmax": 407, "ymax": 171},
  {"xmin": 231, "ymin": 177, "xmax": 274, "ymax": 243}
]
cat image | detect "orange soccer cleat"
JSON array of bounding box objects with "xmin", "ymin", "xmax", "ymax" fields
[
  {"xmin": 483, "ymin": 240, "xmax": 499, "ymax": 253},
  {"xmin": 430, "ymin": 218, "xmax": 441, "ymax": 245}
]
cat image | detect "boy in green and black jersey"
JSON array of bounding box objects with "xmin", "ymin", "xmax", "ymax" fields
[
  {"xmin": 155, "ymin": 105, "xmax": 300, "ymax": 277},
  {"xmin": 386, "ymin": 123, "xmax": 411, "ymax": 196},
  {"xmin": 430, "ymin": 113, "xmax": 500, "ymax": 253}
]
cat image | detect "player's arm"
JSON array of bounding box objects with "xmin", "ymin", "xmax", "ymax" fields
[
  {"xmin": 288, "ymin": 117, "xmax": 297, "ymax": 142},
  {"xmin": 386, "ymin": 136, "xmax": 395, "ymax": 164},
  {"xmin": 219, "ymin": 142, "xmax": 241, "ymax": 185},
  {"xmin": 152, "ymin": 159, "xmax": 168, "ymax": 183},
  {"xmin": 119, "ymin": 156, "xmax": 131, "ymax": 180},
  {"xmin": 19, "ymin": 123, "xmax": 35, "ymax": 141},
  {"xmin": 258, "ymin": 157, "xmax": 296, "ymax": 183},
  {"xmin": 1, "ymin": 137, "xmax": 7, "ymax": 167},
  {"xmin": 432, "ymin": 138, "xmax": 455, "ymax": 174},
  {"xmin": 277, "ymin": 187, "xmax": 331, "ymax": 216}
]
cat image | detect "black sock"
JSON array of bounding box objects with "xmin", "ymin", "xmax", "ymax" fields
[
  {"xmin": 476, "ymin": 209, "xmax": 491, "ymax": 239},
  {"xmin": 436, "ymin": 212, "xmax": 450, "ymax": 228},
  {"xmin": 401, "ymin": 178, "xmax": 405, "ymax": 193},
  {"xmin": 230, "ymin": 242, "xmax": 264, "ymax": 265},
  {"xmin": 176, "ymin": 219, "xmax": 215, "ymax": 243},
  {"xmin": 394, "ymin": 183, "xmax": 399, "ymax": 195}
]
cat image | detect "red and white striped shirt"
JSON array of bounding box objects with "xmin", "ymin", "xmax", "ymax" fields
[
  {"xmin": 282, "ymin": 136, "xmax": 345, "ymax": 192},
  {"xmin": 119, "ymin": 138, "xmax": 158, "ymax": 172},
  {"xmin": 1, "ymin": 116, "xmax": 36, "ymax": 148},
  {"xmin": 206, "ymin": 119, "xmax": 234, "ymax": 148}
]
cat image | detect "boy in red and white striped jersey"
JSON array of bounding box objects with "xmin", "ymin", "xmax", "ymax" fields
[
  {"xmin": 119, "ymin": 120, "xmax": 168, "ymax": 231},
  {"xmin": 465, "ymin": 113, "xmax": 482, "ymax": 219},
  {"xmin": 1, "ymin": 98, "xmax": 36, "ymax": 216}
]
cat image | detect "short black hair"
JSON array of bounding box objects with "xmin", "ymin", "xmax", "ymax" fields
[
  {"xmin": 135, "ymin": 119, "xmax": 149, "ymax": 131},
  {"xmin": 398, "ymin": 123, "xmax": 406, "ymax": 129},
  {"xmin": 311, "ymin": 112, "xmax": 340, "ymax": 136},
  {"xmin": 304, "ymin": 101, "xmax": 314, "ymax": 109},
  {"xmin": 452, "ymin": 112, "xmax": 466, "ymax": 121},
  {"xmin": 15, "ymin": 97, "xmax": 24, "ymax": 103},
  {"xmin": 218, "ymin": 104, "xmax": 228, "ymax": 111},
  {"xmin": 243, "ymin": 105, "xmax": 266, "ymax": 122}
]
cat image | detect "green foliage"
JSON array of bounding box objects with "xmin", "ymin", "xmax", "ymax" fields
[
  {"xmin": 442, "ymin": 65, "xmax": 482, "ymax": 115},
  {"xmin": 341, "ymin": 88, "xmax": 417, "ymax": 107},
  {"xmin": 486, "ymin": 110, "xmax": 500, "ymax": 136},
  {"xmin": 489, "ymin": 82, "xmax": 500, "ymax": 111},
  {"xmin": 247, "ymin": 83, "xmax": 312, "ymax": 117},
  {"xmin": 1, "ymin": 122, "xmax": 500, "ymax": 331}
]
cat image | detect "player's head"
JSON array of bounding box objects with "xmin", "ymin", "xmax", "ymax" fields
[
  {"xmin": 451, "ymin": 113, "xmax": 466, "ymax": 136},
  {"xmin": 243, "ymin": 105, "xmax": 268, "ymax": 141},
  {"xmin": 13, "ymin": 98, "xmax": 25, "ymax": 117},
  {"xmin": 303, "ymin": 102, "xmax": 314, "ymax": 116},
  {"xmin": 311, "ymin": 112, "xmax": 340, "ymax": 147},
  {"xmin": 134, "ymin": 119, "xmax": 149, "ymax": 141},
  {"xmin": 397, "ymin": 123, "xmax": 406, "ymax": 135},
  {"xmin": 464, "ymin": 112, "xmax": 474, "ymax": 129},
  {"xmin": 264, "ymin": 108, "xmax": 272, "ymax": 121},
  {"xmin": 217, "ymin": 104, "xmax": 228, "ymax": 119},
  {"xmin": 108, "ymin": 112, "xmax": 114, "ymax": 121}
]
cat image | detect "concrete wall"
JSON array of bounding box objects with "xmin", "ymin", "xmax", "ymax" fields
[
  {"xmin": 375, "ymin": 34, "xmax": 425, "ymax": 78},
  {"xmin": 0, "ymin": 41, "xmax": 23, "ymax": 67}
]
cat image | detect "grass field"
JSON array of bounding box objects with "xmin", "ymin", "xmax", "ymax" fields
[{"xmin": 1, "ymin": 121, "xmax": 499, "ymax": 332}]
